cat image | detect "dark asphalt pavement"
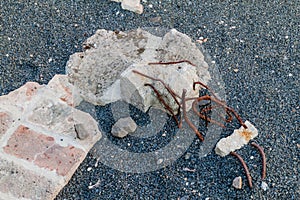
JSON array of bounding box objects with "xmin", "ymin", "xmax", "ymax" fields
[{"xmin": 0, "ymin": 1, "xmax": 299, "ymax": 199}]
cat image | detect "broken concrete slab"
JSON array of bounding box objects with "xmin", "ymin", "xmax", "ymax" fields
[
  {"xmin": 66, "ymin": 28, "xmax": 211, "ymax": 114},
  {"xmin": 215, "ymin": 120, "xmax": 258, "ymax": 157}
]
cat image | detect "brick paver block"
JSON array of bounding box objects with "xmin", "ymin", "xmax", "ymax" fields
[
  {"xmin": 4, "ymin": 125, "xmax": 85, "ymax": 176},
  {"xmin": 0, "ymin": 75, "xmax": 102, "ymax": 199}
]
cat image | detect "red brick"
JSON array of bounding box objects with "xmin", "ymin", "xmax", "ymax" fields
[
  {"xmin": 3, "ymin": 125, "xmax": 85, "ymax": 176},
  {"xmin": 3, "ymin": 125, "xmax": 55, "ymax": 162},
  {"xmin": 34, "ymin": 144, "xmax": 85, "ymax": 176}
]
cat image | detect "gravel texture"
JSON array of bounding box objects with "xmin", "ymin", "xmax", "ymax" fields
[{"xmin": 1, "ymin": 1, "xmax": 299, "ymax": 199}]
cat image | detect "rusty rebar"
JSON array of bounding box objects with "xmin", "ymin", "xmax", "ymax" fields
[
  {"xmin": 193, "ymin": 81, "xmax": 219, "ymax": 99},
  {"xmin": 192, "ymin": 99, "xmax": 226, "ymax": 128},
  {"xmin": 187, "ymin": 95, "xmax": 247, "ymax": 129},
  {"xmin": 230, "ymin": 151, "xmax": 253, "ymax": 189},
  {"xmin": 148, "ymin": 60, "xmax": 196, "ymax": 67},
  {"xmin": 132, "ymin": 69, "xmax": 181, "ymax": 99},
  {"xmin": 230, "ymin": 151, "xmax": 253, "ymax": 188},
  {"xmin": 144, "ymin": 83, "xmax": 181, "ymax": 128},
  {"xmin": 182, "ymin": 89, "xmax": 204, "ymax": 141},
  {"xmin": 251, "ymin": 142, "xmax": 267, "ymax": 180}
]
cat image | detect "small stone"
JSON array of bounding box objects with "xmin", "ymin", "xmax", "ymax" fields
[
  {"xmin": 149, "ymin": 16, "xmax": 162, "ymax": 23},
  {"xmin": 184, "ymin": 152, "xmax": 191, "ymax": 160},
  {"xmin": 233, "ymin": 68, "xmax": 239, "ymax": 72},
  {"xmin": 74, "ymin": 123, "xmax": 89, "ymax": 140},
  {"xmin": 87, "ymin": 167, "xmax": 92, "ymax": 171},
  {"xmin": 261, "ymin": 181, "xmax": 269, "ymax": 191},
  {"xmin": 232, "ymin": 176, "xmax": 242, "ymax": 189},
  {"xmin": 156, "ymin": 158, "xmax": 163, "ymax": 164},
  {"xmin": 111, "ymin": 0, "xmax": 143, "ymax": 14},
  {"xmin": 111, "ymin": 117, "xmax": 137, "ymax": 138}
]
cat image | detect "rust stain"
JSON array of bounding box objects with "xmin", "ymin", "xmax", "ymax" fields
[{"xmin": 240, "ymin": 129, "xmax": 252, "ymax": 141}]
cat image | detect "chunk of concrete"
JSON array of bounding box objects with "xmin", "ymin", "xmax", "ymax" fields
[
  {"xmin": 66, "ymin": 28, "xmax": 211, "ymax": 114},
  {"xmin": 111, "ymin": 117, "xmax": 137, "ymax": 138},
  {"xmin": 215, "ymin": 120, "xmax": 258, "ymax": 157}
]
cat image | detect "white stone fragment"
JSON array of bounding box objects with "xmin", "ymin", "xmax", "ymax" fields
[
  {"xmin": 111, "ymin": 117, "xmax": 137, "ymax": 138},
  {"xmin": 232, "ymin": 176, "xmax": 242, "ymax": 189},
  {"xmin": 215, "ymin": 120, "xmax": 258, "ymax": 157},
  {"xmin": 261, "ymin": 181, "xmax": 269, "ymax": 191},
  {"xmin": 111, "ymin": 0, "xmax": 143, "ymax": 14}
]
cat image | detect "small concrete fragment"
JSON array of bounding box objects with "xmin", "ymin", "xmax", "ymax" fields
[
  {"xmin": 111, "ymin": 0, "xmax": 143, "ymax": 14},
  {"xmin": 111, "ymin": 117, "xmax": 137, "ymax": 138},
  {"xmin": 215, "ymin": 120, "xmax": 258, "ymax": 157},
  {"xmin": 232, "ymin": 176, "xmax": 242, "ymax": 189}
]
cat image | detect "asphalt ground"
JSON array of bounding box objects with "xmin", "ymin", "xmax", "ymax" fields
[{"xmin": 0, "ymin": 1, "xmax": 299, "ymax": 199}]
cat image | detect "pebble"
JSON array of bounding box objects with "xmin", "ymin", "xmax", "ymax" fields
[
  {"xmin": 184, "ymin": 152, "xmax": 191, "ymax": 160},
  {"xmin": 232, "ymin": 176, "xmax": 242, "ymax": 189},
  {"xmin": 157, "ymin": 158, "xmax": 163, "ymax": 165},
  {"xmin": 87, "ymin": 167, "xmax": 92, "ymax": 171},
  {"xmin": 261, "ymin": 181, "xmax": 269, "ymax": 191}
]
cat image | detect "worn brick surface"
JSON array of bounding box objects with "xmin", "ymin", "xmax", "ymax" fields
[
  {"xmin": 0, "ymin": 75, "xmax": 102, "ymax": 200},
  {"xmin": 34, "ymin": 144, "xmax": 85, "ymax": 176},
  {"xmin": 4, "ymin": 125, "xmax": 56, "ymax": 162}
]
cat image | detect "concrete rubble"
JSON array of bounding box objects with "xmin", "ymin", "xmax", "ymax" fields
[
  {"xmin": 66, "ymin": 28, "xmax": 211, "ymax": 114},
  {"xmin": 215, "ymin": 120, "xmax": 258, "ymax": 157},
  {"xmin": 111, "ymin": 117, "xmax": 137, "ymax": 138},
  {"xmin": 111, "ymin": 0, "xmax": 143, "ymax": 14},
  {"xmin": 0, "ymin": 75, "xmax": 101, "ymax": 200}
]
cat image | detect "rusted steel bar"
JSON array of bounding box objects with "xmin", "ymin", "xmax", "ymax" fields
[
  {"xmin": 251, "ymin": 142, "xmax": 267, "ymax": 180},
  {"xmin": 192, "ymin": 99, "xmax": 226, "ymax": 128},
  {"xmin": 187, "ymin": 95, "xmax": 247, "ymax": 129},
  {"xmin": 193, "ymin": 81, "xmax": 219, "ymax": 99},
  {"xmin": 132, "ymin": 69, "xmax": 181, "ymax": 100},
  {"xmin": 148, "ymin": 60, "xmax": 196, "ymax": 67},
  {"xmin": 230, "ymin": 151, "xmax": 253, "ymax": 189},
  {"xmin": 182, "ymin": 89, "xmax": 204, "ymax": 141},
  {"xmin": 144, "ymin": 83, "xmax": 181, "ymax": 128}
]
